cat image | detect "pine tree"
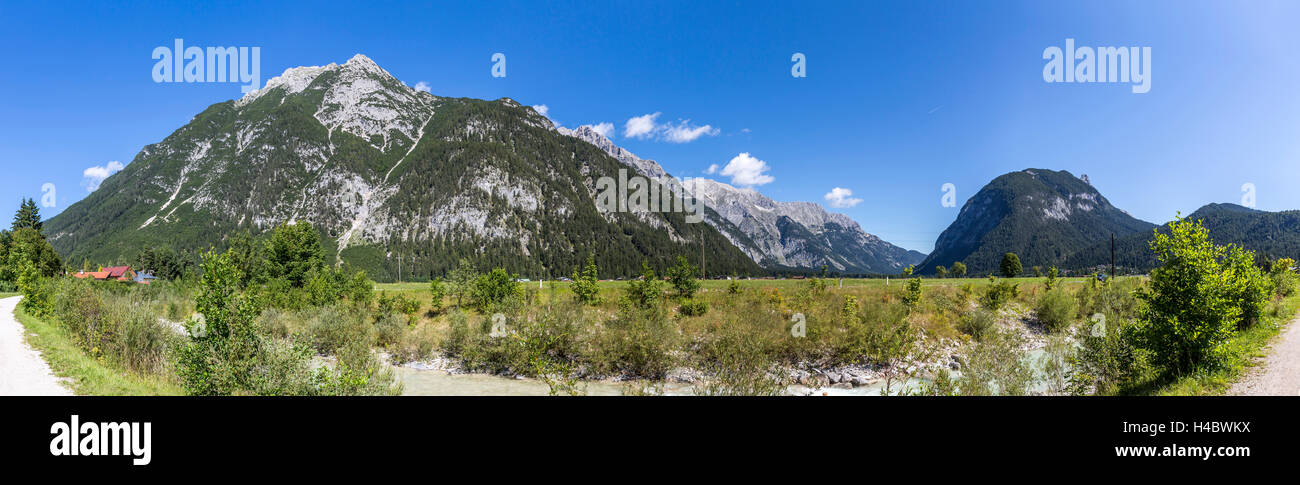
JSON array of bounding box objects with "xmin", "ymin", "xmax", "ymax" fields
[{"xmin": 12, "ymin": 198, "xmax": 41, "ymax": 233}]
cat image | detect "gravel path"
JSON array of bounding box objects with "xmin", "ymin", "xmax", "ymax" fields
[
  {"xmin": 1231, "ymin": 313, "xmax": 1300, "ymax": 396},
  {"xmin": 0, "ymin": 296, "xmax": 73, "ymax": 396}
]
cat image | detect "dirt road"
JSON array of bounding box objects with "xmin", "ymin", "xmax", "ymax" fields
[
  {"xmin": 1231, "ymin": 313, "xmax": 1300, "ymax": 396},
  {"xmin": 0, "ymin": 296, "xmax": 72, "ymax": 395}
]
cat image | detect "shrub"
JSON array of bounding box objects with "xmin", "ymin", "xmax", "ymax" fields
[
  {"xmin": 958, "ymin": 308, "xmax": 996, "ymax": 341},
  {"xmin": 679, "ymin": 298, "xmax": 708, "ymax": 316},
  {"xmin": 666, "ymin": 255, "xmax": 701, "ymax": 298},
  {"xmin": 980, "ymin": 276, "xmax": 1019, "ymax": 311},
  {"xmin": 470, "ymin": 268, "xmax": 523, "ymax": 313},
  {"xmin": 1270, "ymin": 258, "xmax": 1297, "ymax": 298},
  {"xmin": 1035, "ymin": 288, "xmax": 1076, "ymax": 333},
  {"xmin": 624, "ymin": 262, "xmax": 665, "ymax": 309},
  {"xmin": 1134, "ymin": 217, "xmax": 1265, "ymax": 372},
  {"xmin": 951, "ymin": 261, "xmax": 967, "ymax": 277},
  {"xmin": 902, "ymin": 277, "xmax": 923, "ymax": 309},
  {"xmin": 428, "ymin": 278, "xmax": 447, "ymax": 313},
  {"xmin": 570, "ymin": 254, "xmax": 601, "ymax": 305}
]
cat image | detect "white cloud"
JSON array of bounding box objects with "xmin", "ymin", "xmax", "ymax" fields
[
  {"xmin": 532, "ymin": 104, "xmax": 550, "ymax": 118},
  {"xmin": 623, "ymin": 112, "xmax": 719, "ymax": 143},
  {"xmin": 588, "ymin": 122, "xmax": 614, "ymax": 138},
  {"xmin": 824, "ymin": 187, "xmax": 862, "ymax": 208},
  {"xmin": 83, "ymin": 161, "xmax": 125, "ymax": 192},
  {"xmin": 704, "ymin": 163, "xmax": 720, "ymax": 175},
  {"xmin": 718, "ymin": 153, "xmax": 774, "ymax": 187},
  {"xmin": 414, "ymin": 81, "xmax": 431, "ymax": 93},
  {"xmin": 624, "ymin": 112, "xmax": 660, "ymax": 139},
  {"xmin": 662, "ymin": 120, "xmax": 719, "ymax": 143}
]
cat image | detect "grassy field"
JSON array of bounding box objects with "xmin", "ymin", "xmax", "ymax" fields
[
  {"xmin": 375, "ymin": 276, "xmax": 1102, "ymax": 311},
  {"xmin": 13, "ymin": 306, "xmax": 183, "ymax": 396}
]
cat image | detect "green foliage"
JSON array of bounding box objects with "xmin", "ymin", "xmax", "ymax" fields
[
  {"xmin": 12, "ymin": 198, "xmax": 42, "ymax": 233},
  {"xmin": 263, "ymin": 221, "xmax": 325, "ymax": 287},
  {"xmin": 901, "ymin": 265, "xmax": 913, "ymax": 277},
  {"xmin": 469, "ymin": 268, "xmax": 523, "ymax": 313},
  {"xmin": 1045, "ymin": 266, "xmax": 1059, "ymax": 290},
  {"xmin": 1035, "ymin": 288, "xmax": 1076, "ymax": 333},
  {"xmin": 1134, "ymin": 217, "xmax": 1267, "ymax": 372},
  {"xmin": 570, "ymin": 253, "xmax": 601, "ymax": 305},
  {"xmin": 726, "ymin": 278, "xmax": 742, "ymax": 295},
  {"xmin": 623, "ymin": 262, "xmax": 665, "ymax": 309},
  {"xmin": 1270, "ymin": 258, "xmax": 1298, "ymax": 298},
  {"xmin": 1068, "ymin": 314, "xmax": 1149, "ymax": 395},
  {"xmin": 1032, "ymin": 266, "xmax": 1042, "ymax": 277},
  {"xmin": 951, "ymin": 261, "xmax": 966, "ymax": 277},
  {"xmin": 954, "ymin": 327, "xmax": 1035, "ymax": 396},
  {"xmin": 902, "ymin": 277, "xmax": 923, "ymax": 309},
  {"xmin": 957, "ymin": 308, "xmax": 996, "ymax": 341},
  {"xmin": 1000, "ymin": 252, "xmax": 1022, "ymax": 278},
  {"xmin": 935, "ymin": 265, "xmax": 948, "ymax": 278},
  {"xmin": 445, "ymin": 258, "xmax": 478, "ymax": 307},
  {"xmin": 428, "ymin": 278, "xmax": 447, "ymax": 313},
  {"xmin": 134, "ymin": 246, "xmax": 190, "ymax": 280},
  {"xmin": 979, "ymin": 275, "xmax": 1019, "ymax": 311},
  {"xmin": 666, "ymin": 255, "xmax": 701, "ymax": 298},
  {"xmin": 679, "ymin": 298, "xmax": 708, "ymax": 316}
]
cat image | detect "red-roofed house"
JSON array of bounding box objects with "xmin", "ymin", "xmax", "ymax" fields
[{"xmin": 103, "ymin": 266, "xmax": 136, "ymax": 281}]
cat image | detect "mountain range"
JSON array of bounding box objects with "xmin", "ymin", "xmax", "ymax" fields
[{"xmin": 44, "ymin": 54, "xmax": 921, "ymax": 279}]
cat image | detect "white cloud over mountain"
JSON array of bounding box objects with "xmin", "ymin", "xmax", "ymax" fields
[
  {"xmin": 718, "ymin": 152, "xmax": 773, "ymax": 186},
  {"xmin": 824, "ymin": 187, "xmax": 862, "ymax": 208},
  {"xmin": 83, "ymin": 161, "xmax": 124, "ymax": 191}
]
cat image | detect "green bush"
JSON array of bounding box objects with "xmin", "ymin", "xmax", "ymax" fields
[
  {"xmin": 1035, "ymin": 288, "xmax": 1076, "ymax": 333},
  {"xmin": 1134, "ymin": 217, "xmax": 1268, "ymax": 372},
  {"xmin": 666, "ymin": 255, "xmax": 701, "ymax": 298},
  {"xmin": 958, "ymin": 308, "xmax": 996, "ymax": 341},
  {"xmin": 570, "ymin": 254, "xmax": 601, "ymax": 305},
  {"xmin": 469, "ymin": 268, "xmax": 523, "ymax": 313},
  {"xmin": 980, "ymin": 276, "xmax": 1019, "ymax": 311},
  {"xmin": 623, "ymin": 262, "xmax": 665, "ymax": 309},
  {"xmin": 902, "ymin": 277, "xmax": 923, "ymax": 309},
  {"xmin": 679, "ymin": 298, "xmax": 708, "ymax": 316}
]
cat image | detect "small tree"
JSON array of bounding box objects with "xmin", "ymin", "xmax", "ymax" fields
[
  {"xmin": 935, "ymin": 265, "xmax": 948, "ymax": 279},
  {"xmin": 571, "ymin": 253, "xmax": 601, "ymax": 305},
  {"xmin": 901, "ymin": 265, "xmax": 914, "ymax": 277},
  {"xmin": 264, "ymin": 221, "xmax": 325, "ymax": 287},
  {"xmin": 1032, "ymin": 266, "xmax": 1043, "ymax": 278},
  {"xmin": 903, "ymin": 277, "xmax": 923, "ymax": 310},
  {"xmin": 951, "ymin": 261, "xmax": 967, "ymax": 278},
  {"xmin": 429, "ymin": 278, "xmax": 447, "ymax": 313},
  {"xmin": 666, "ymin": 255, "xmax": 701, "ymax": 298},
  {"xmin": 1000, "ymin": 253, "xmax": 1022, "ymax": 278},
  {"xmin": 625, "ymin": 262, "xmax": 665, "ymax": 309},
  {"xmin": 445, "ymin": 258, "xmax": 478, "ymax": 307}
]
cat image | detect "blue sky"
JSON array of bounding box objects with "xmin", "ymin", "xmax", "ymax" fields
[{"xmin": 2, "ymin": 0, "xmax": 1299, "ymax": 252}]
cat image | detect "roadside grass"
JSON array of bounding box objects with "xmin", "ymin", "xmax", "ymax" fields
[
  {"xmin": 1151, "ymin": 293, "xmax": 1300, "ymax": 396},
  {"xmin": 13, "ymin": 306, "xmax": 183, "ymax": 396}
]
